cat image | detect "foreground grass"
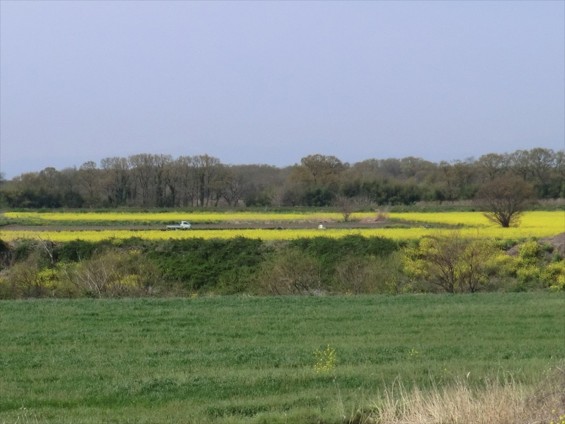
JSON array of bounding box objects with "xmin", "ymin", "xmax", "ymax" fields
[
  {"xmin": 0, "ymin": 293, "xmax": 563, "ymax": 423},
  {"xmin": 361, "ymin": 372, "xmax": 565, "ymax": 424}
]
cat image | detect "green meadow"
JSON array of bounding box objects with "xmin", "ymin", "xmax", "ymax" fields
[{"xmin": 1, "ymin": 293, "xmax": 563, "ymax": 423}]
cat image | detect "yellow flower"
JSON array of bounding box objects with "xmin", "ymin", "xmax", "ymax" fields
[{"xmin": 313, "ymin": 345, "xmax": 337, "ymax": 374}]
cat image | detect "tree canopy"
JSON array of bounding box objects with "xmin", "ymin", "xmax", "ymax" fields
[{"xmin": 1, "ymin": 148, "xmax": 563, "ymax": 209}]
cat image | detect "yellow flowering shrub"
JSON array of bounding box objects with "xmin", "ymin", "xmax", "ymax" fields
[
  {"xmin": 543, "ymin": 262, "xmax": 565, "ymax": 291},
  {"xmin": 313, "ymin": 345, "xmax": 337, "ymax": 374}
]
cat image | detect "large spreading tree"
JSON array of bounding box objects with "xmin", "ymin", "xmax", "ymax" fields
[{"xmin": 474, "ymin": 173, "xmax": 535, "ymax": 227}]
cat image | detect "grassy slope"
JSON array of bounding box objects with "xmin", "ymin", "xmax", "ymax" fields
[{"xmin": 0, "ymin": 293, "xmax": 563, "ymax": 423}]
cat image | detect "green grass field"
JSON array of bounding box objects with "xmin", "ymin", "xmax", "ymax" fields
[{"xmin": 1, "ymin": 293, "xmax": 563, "ymax": 423}]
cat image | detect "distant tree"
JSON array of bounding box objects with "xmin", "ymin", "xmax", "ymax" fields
[
  {"xmin": 284, "ymin": 154, "xmax": 346, "ymax": 206},
  {"xmin": 100, "ymin": 157, "xmax": 131, "ymax": 206},
  {"xmin": 78, "ymin": 161, "xmax": 102, "ymax": 207},
  {"xmin": 303, "ymin": 187, "xmax": 334, "ymax": 207},
  {"xmin": 192, "ymin": 154, "xmax": 222, "ymax": 207},
  {"xmin": 436, "ymin": 160, "xmax": 478, "ymax": 201},
  {"xmin": 0, "ymin": 173, "xmax": 6, "ymax": 206},
  {"xmin": 173, "ymin": 156, "xmax": 197, "ymax": 207},
  {"xmin": 555, "ymin": 151, "xmax": 565, "ymax": 197},
  {"xmin": 474, "ymin": 173, "xmax": 535, "ymax": 228},
  {"xmin": 299, "ymin": 154, "xmax": 345, "ymax": 186},
  {"xmin": 152, "ymin": 154, "xmax": 173, "ymax": 207},
  {"xmin": 476, "ymin": 153, "xmax": 509, "ymax": 181},
  {"xmin": 4, "ymin": 147, "xmax": 562, "ymax": 209},
  {"xmin": 508, "ymin": 149, "xmax": 532, "ymax": 181},
  {"xmin": 289, "ymin": 155, "xmax": 344, "ymax": 187},
  {"xmin": 57, "ymin": 170, "xmax": 85, "ymax": 209},
  {"xmin": 523, "ymin": 148, "xmax": 556, "ymax": 197},
  {"xmin": 129, "ymin": 154, "xmax": 157, "ymax": 206},
  {"xmin": 334, "ymin": 195, "xmax": 356, "ymax": 222},
  {"xmin": 235, "ymin": 164, "xmax": 285, "ymax": 207},
  {"xmin": 220, "ymin": 168, "xmax": 244, "ymax": 207}
]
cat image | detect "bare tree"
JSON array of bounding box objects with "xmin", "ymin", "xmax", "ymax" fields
[
  {"xmin": 334, "ymin": 195, "xmax": 355, "ymax": 222},
  {"xmin": 100, "ymin": 157, "xmax": 131, "ymax": 206},
  {"xmin": 129, "ymin": 154, "xmax": 156, "ymax": 206},
  {"xmin": 192, "ymin": 154, "xmax": 222, "ymax": 207},
  {"xmin": 78, "ymin": 161, "xmax": 101, "ymax": 207},
  {"xmin": 152, "ymin": 154, "xmax": 173, "ymax": 207},
  {"xmin": 221, "ymin": 168, "xmax": 244, "ymax": 207},
  {"xmin": 474, "ymin": 173, "xmax": 535, "ymax": 227},
  {"xmin": 173, "ymin": 156, "xmax": 196, "ymax": 207}
]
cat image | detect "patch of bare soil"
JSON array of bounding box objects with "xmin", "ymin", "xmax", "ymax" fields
[
  {"xmin": 2, "ymin": 219, "xmax": 394, "ymax": 232},
  {"xmin": 507, "ymin": 232, "xmax": 565, "ymax": 257},
  {"xmin": 540, "ymin": 232, "xmax": 565, "ymax": 257}
]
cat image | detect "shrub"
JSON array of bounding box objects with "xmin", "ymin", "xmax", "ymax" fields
[
  {"xmin": 147, "ymin": 237, "xmax": 267, "ymax": 292},
  {"xmin": 0, "ymin": 254, "xmax": 44, "ymax": 298},
  {"xmin": 0, "ymin": 253, "xmax": 79, "ymax": 298},
  {"xmin": 0, "ymin": 239, "xmax": 12, "ymax": 269},
  {"xmin": 12, "ymin": 239, "xmax": 40, "ymax": 262},
  {"xmin": 54, "ymin": 239, "xmax": 102, "ymax": 262},
  {"xmin": 501, "ymin": 239, "xmax": 564, "ymax": 291},
  {"xmin": 64, "ymin": 249, "xmax": 161, "ymax": 297},
  {"xmin": 335, "ymin": 252, "xmax": 406, "ymax": 294},
  {"xmin": 519, "ymin": 240, "xmax": 544, "ymax": 263},
  {"xmin": 543, "ymin": 261, "xmax": 565, "ymax": 291},
  {"xmin": 254, "ymin": 248, "xmax": 323, "ymax": 295},
  {"xmin": 290, "ymin": 235, "xmax": 398, "ymax": 283},
  {"xmin": 403, "ymin": 233, "xmax": 499, "ymax": 293}
]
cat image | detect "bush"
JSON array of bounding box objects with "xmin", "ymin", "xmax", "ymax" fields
[
  {"xmin": 1, "ymin": 234, "xmax": 561, "ymax": 297},
  {"xmin": 290, "ymin": 235, "xmax": 398, "ymax": 282},
  {"xmin": 0, "ymin": 239, "xmax": 12, "ymax": 269},
  {"xmin": 11, "ymin": 239, "xmax": 40, "ymax": 263},
  {"xmin": 0, "ymin": 254, "xmax": 44, "ymax": 298},
  {"xmin": 335, "ymin": 252, "xmax": 407, "ymax": 294},
  {"xmin": 500, "ymin": 239, "xmax": 565, "ymax": 291},
  {"xmin": 403, "ymin": 234, "xmax": 499, "ymax": 293},
  {"xmin": 147, "ymin": 237, "xmax": 267, "ymax": 292},
  {"xmin": 0, "ymin": 253, "xmax": 79, "ymax": 298},
  {"xmin": 54, "ymin": 239, "xmax": 102, "ymax": 262},
  {"xmin": 253, "ymin": 248, "xmax": 323, "ymax": 295},
  {"xmin": 64, "ymin": 249, "xmax": 161, "ymax": 297},
  {"xmin": 544, "ymin": 261, "xmax": 565, "ymax": 291}
]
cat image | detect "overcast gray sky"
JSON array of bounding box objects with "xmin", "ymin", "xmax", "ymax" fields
[{"xmin": 1, "ymin": 0, "xmax": 563, "ymax": 178}]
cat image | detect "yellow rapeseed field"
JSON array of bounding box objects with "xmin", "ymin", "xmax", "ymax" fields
[{"xmin": 1, "ymin": 211, "xmax": 563, "ymax": 242}]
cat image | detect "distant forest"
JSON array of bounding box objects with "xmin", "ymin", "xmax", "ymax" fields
[{"xmin": 1, "ymin": 147, "xmax": 563, "ymax": 209}]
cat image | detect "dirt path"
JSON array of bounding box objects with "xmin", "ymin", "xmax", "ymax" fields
[{"xmin": 2, "ymin": 220, "xmax": 395, "ymax": 232}]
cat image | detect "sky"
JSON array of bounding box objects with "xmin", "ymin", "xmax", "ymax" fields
[{"xmin": 1, "ymin": 1, "xmax": 564, "ymax": 179}]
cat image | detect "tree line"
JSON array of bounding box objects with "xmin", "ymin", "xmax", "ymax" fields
[{"xmin": 1, "ymin": 147, "xmax": 563, "ymax": 209}]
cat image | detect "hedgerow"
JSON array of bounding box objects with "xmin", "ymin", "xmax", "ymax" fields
[
  {"xmin": 146, "ymin": 237, "xmax": 267, "ymax": 292},
  {"xmin": 0, "ymin": 235, "xmax": 562, "ymax": 298}
]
